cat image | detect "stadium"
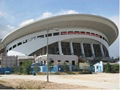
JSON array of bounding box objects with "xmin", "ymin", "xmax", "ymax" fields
[{"xmin": 0, "ymin": 14, "xmax": 118, "ymax": 68}]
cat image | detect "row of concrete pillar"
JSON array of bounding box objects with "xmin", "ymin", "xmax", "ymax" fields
[{"xmin": 58, "ymin": 41, "xmax": 105, "ymax": 57}]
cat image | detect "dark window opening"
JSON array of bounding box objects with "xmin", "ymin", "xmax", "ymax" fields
[
  {"xmin": 93, "ymin": 44, "xmax": 102, "ymax": 57},
  {"xmin": 20, "ymin": 62, "xmax": 23, "ymax": 66},
  {"xmin": 72, "ymin": 61, "xmax": 75, "ymax": 66},
  {"xmin": 48, "ymin": 42, "xmax": 59, "ymax": 54},
  {"xmin": 50, "ymin": 60, "xmax": 54, "ymax": 63},
  {"xmin": 9, "ymin": 47, "xmax": 12, "ymax": 51},
  {"xmin": 65, "ymin": 60, "xmax": 69, "ymax": 63},
  {"xmin": 46, "ymin": 33, "xmax": 52, "ymax": 37},
  {"xmin": 39, "ymin": 47, "xmax": 47, "ymax": 55},
  {"xmin": 73, "ymin": 43, "xmax": 82, "ymax": 56},
  {"xmin": 103, "ymin": 37, "xmax": 107, "ymax": 41},
  {"xmin": 53, "ymin": 32, "xmax": 59, "ymax": 36},
  {"xmin": 61, "ymin": 42, "xmax": 71, "ymax": 55},
  {"xmin": 83, "ymin": 43, "xmax": 92, "ymax": 57},
  {"xmin": 97, "ymin": 66, "xmax": 99, "ymax": 69},
  {"xmin": 13, "ymin": 45, "xmax": 16, "ymax": 48},
  {"xmin": 58, "ymin": 60, "xmax": 61, "ymax": 62},
  {"xmin": 37, "ymin": 35, "xmax": 44, "ymax": 38},
  {"xmin": 29, "ymin": 46, "xmax": 47, "ymax": 56},
  {"xmin": 17, "ymin": 42, "xmax": 22, "ymax": 46},
  {"xmin": 100, "ymin": 35, "xmax": 102, "ymax": 38}
]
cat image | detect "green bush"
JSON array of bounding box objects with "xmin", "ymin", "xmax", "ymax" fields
[
  {"xmin": 62, "ymin": 63, "xmax": 70, "ymax": 72},
  {"xmin": 111, "ymin": 64, "xmax": 119, "ymax": 73},
  {"xmin": 13, "ymin": 61, "xmax": 32, "ymax": 74},
  {"xmin": 104, "ymin": 63, "xmax": 111, "ymax": 73},
  {"xmin": 13, "ymin": 66, "xmax": 21, "ymax": 74},
  {"xmin": 104, "ymin": 63, "xmax": 119, "ymax": 73}
]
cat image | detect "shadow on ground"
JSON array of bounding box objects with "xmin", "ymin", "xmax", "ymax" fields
[{"xmin": 0, "ymin": 84, "xmax": 14, "ymax": 89}]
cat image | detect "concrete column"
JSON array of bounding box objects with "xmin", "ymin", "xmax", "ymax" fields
[
  {"xmin": 100, "ymin": 44, "xmax": 104, "ymax": 57},
  {"xmin": 58, "ymin": 41, "xmax": 63, "ymax": 55},
  {"xmin": 91, "ymin": 44, "xmax": 95, "ymax": 57},
  {"xmin": 80, "ymin": 43, "xmax": 85, "ymax": 57},
  {"xmin": 17, "ymin": 58, "xmax": 19, "ymax": 66},
  {"xmin": 70, "ymin": 41, "xmax": 74, "ymax": 55}
]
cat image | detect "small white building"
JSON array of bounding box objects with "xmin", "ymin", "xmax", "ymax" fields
[{"xmin": 93, "ymin": 61, "xmax": 103, "ymax": 72}]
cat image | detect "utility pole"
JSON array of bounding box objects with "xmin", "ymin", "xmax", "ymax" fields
[{"xmin": 46, "ymin": 30, "xmax": 49, "ymax": 82}]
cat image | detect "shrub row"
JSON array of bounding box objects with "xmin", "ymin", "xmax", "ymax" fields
[{"xmin": 104, "ymin": 63, "xmax": 119, "ymax": 73}]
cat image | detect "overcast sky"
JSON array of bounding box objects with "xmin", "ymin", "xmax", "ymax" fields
[{"xmin": 0, "ymin": 0, "xmax": 119, "ymax": 58}]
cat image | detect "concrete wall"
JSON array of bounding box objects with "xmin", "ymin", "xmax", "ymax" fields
[
  {"xmin": 1, "ymin": 56, "xmax": 18, "ymax": 67},
  {"xmin": 1, "ymin": 56, "xmax": 35, "ymax": 67},
  {"xmin": 35, "ymin": 54, "xmax": 78, "ymax": 65}
]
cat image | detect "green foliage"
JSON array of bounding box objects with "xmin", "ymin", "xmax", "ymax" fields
[
  {"xmin": 13, "ymin": 60, "xmax": 32, "ymax": 74},
  {"xmin": 104, "ymin": 63, "xmax": 119, "ymax": 73},
  {"xmin": 111, "ymin": 64, "xmax": 119, "ymax": 73},
  {"xmin": 13, "ymin": 66, "xmax": 21, "ymax": 74},
  {"xmin": 33, "ymin": 64, "xmax": 39, "ymax": 73},
  {"xmin": 48, "ymin": 61, "xmax": 53, "ymax": 67},
  {"xmin": 48, "ymin": 61, "xmax": 54, "ymax": 72},
  {"xmin": 104, "ymin": 63, "xmax": 111, "ymax": 73},
  {"xmin": 62, "ymin": 62, "xmax": 69, "ymax": 72}
]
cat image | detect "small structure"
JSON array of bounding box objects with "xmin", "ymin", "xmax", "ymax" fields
[
  {"xmin": 93, "ymin": 61, "xmax": 103, "ymax": 72},
  {"xmin": 1, "ymin": 56, "xmax": 35, "ymax": 67},
  {"xmin": 79, "ymin": 62, "xmax": 90, "ymax": 70}
]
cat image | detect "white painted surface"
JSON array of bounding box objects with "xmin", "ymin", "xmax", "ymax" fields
[{"xmin": 6, "ymin": 28, "xmax": 109, "ymax": 56}]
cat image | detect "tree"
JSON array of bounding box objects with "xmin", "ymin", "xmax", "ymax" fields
[
  {"xmin": 13, "ymin": 60, "xmax": 32, "ymax": 74},
  {"xmin": 48, "ymin": 61, "xmax": 54, "ymax": 72},
  {"xmin": 111, "ymin": 64, "xmax": 119, "ymax": 73},
  {"xmin": 21, "ymin": 61, "xmax": 32, "ymax": 74},
  {"xmin": 104, "ymin": 63, "xmax": 111, "ymax": 73}
]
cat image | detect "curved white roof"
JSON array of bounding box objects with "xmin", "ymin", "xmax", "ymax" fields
[{"xmin": 1, "ymin": 14, "xmax": 119, "ymax": 47}]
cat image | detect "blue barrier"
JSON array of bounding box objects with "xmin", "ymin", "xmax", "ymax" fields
[
  {"xmin": 31, "ymin": 64, "xmax": 59, "ymax": 73},
  {"xmin": 0, "ymin": 67, "xmax": 12, "ymax": 74}
]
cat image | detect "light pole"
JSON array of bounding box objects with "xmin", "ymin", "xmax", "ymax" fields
[
  {"xmin": 46, "ymin": 28, "xmax": 59, "ymax": 82},
  {"xmin": 46, "ymin": 29, "xmax": 49, "ymax": 82}
]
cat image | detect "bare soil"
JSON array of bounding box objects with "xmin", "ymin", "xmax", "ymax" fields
[{"xmin": 0, "ymin": 73, "xmax": 119, "ymax": 89}]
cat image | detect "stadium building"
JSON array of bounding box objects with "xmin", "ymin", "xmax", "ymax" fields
[{"xmin": 0, "ymin": 14, "xmax": 118, "ymax": 67}]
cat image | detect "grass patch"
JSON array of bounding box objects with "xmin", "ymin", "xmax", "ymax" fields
[{"xmin": 0, "ymin": 79, "xmax": 82, "ymax": 89}]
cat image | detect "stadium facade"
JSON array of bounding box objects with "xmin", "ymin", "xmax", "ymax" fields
[{"xmin": 0, "ymin": 14, "xmax": 118, "ymax": 67}]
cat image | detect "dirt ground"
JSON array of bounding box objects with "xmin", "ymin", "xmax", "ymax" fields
[{"xmin": 0, "ymin": 73, "xmax": 119, "ymax": 89}]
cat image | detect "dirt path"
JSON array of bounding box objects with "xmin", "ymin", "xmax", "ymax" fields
[{"xmin": 0, "ymin": 73, "xmax": 119, "ymax": 89}]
